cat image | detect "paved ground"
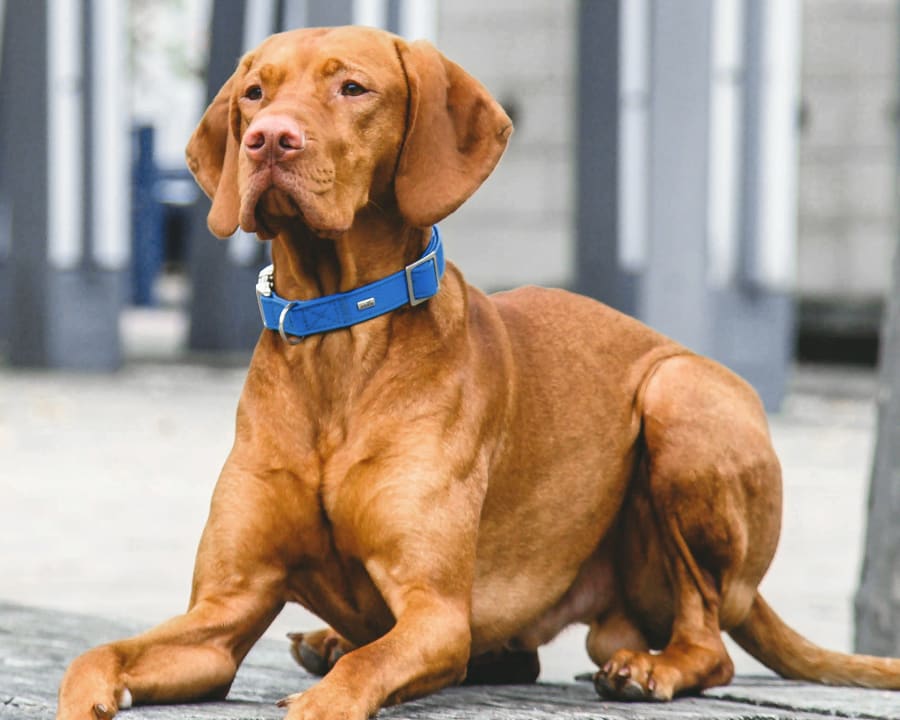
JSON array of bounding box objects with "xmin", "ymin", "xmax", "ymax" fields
[
  {"xmin": 0, "ymin": 342, "xmax": 879, "ymax": 684},
  {"xmin": 6, "ymin": 602, "xmax": 900, "ymax": 720}
]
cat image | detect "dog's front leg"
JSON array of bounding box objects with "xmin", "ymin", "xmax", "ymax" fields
[
  {"xmin": 279, "ymin": 591, "xmax": 471, "ymax": 720},
  {"xmin": 57, "ymin": 469, "xmax": 287, "ymax": 719},
  {"xmin": 57, "ymin": 595, "xmax": 281, "ymax": 720},
  {"xmin": 279, "ymin": 465, "xmax": 483, "ymax": 720}
]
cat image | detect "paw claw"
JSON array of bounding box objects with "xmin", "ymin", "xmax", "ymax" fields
[
  {"xmin": 277, "ymin": 692, "xmax": 303, "ymax": 708},
  {"xmin": 92, "ymin": 703, "xmax": 114, "ymax": 720},
  {"xmin": 621, "ymin": 679, "xmax": 648, "ymax": 700}
]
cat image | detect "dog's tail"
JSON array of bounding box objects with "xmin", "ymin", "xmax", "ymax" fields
[{"xmin": 729, "ymin": 593, "xmax": 900, "ymax": 688}]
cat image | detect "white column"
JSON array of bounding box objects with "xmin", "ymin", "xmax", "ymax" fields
[
  {"xmin": 399, "ymin": 0, "xmax": 437, "ymax": 42},
  {"xmin": 353, "ymin": 0, "xmax": 387, "ymax": 29},
  {"xmin": 617, "ymin": 0, "xmax": 649, "ymax": 273},
  {"xmin": 244, "ymin": 0, "xmax": 278, "ymax": 48},
  {"xmin": 754, "ymin": 0, "xmax": 800, "ymax": 290},
  {"xmin": 706, "ymin": 0, "xmax": 744, "ymax": 287},
  {"xmin": 91, "ymin": 0, "xmax": 130, "ymax": 270},
  {"xmin": 47, "ymin": 0, "xmax": 84, "ymax": 269}
]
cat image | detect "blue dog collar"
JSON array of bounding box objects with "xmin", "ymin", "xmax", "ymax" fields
[{"xmin": 256, "ymin": 226, "xmax": 445, "ymax": 343}]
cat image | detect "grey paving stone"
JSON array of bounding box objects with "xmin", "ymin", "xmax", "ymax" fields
[
  {"xmin": 706, "ymin": 677, "xmax": 900, "ymax": 719},
  {"xmin": 3, "ymin": 602, "xmax": 899, "ymax": 720}
]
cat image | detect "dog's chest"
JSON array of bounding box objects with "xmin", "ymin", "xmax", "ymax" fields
[
  {"xmin": 283, "ymin": 534, "xmax": 394, "ymax": 645},
  {"xmin": 271, "ymin": 448, "xmax": 397, "ymax": 645}
]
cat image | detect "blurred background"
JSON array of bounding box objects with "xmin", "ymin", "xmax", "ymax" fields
[{"xmin": 0, "ymin": 0, "xmax": 898, "ymax": 684}]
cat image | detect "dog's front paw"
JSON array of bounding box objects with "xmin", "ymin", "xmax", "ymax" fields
[
  {"xmin": 57, "ymin": 696, "xmax": 130, "ymax": 720},
  {"xmin": 58, "ymin": 685, "xmax": 131, "ymax": 720},
  {"xmin": 277, "ymin": 685, "xmax": 369, "ymax": 720},
  {"xmin": 57, "ymin": 647, "xmax": 132, "ymax": 720}
]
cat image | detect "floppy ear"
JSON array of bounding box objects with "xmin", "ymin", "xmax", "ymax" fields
[
  {"xmin": 185, "ymin": 72, "xmax": 242, "ymax": 238},
  {"xmin": 394, "ymin": 40, "xmax": 513, "ymax": 228}
]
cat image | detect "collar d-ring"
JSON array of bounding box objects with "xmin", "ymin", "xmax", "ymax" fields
[{"xmin": 278, "ymin": 302, "xmax": 303, "ymax": 345}]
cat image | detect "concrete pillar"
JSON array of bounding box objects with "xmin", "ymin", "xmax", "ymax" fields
[
  {"xmin": 710, "ymin": 0, "xmax": 798, "ymax": 409},
  {"xmin": 0, "ymin": 0, "xmax": 10, "ymax": 357},
  {"xmin": 0, "ymin": 0, "xmax": 128, "ymax": 370},
  {"xmin": 307, "ymin": 0, "xmax": 353, "ymax": 27},
  {"xmin": 641, "ymin": 0, "xmax": 715, "ymax": 355},
  {"xmin": 574, "ymin": 0, "xmax": 798, "ymax": 409},
  {"xmin": 854, "ymin": 14, "xmax": 900, "ymax": 658},
  {"xmin": 574, "ymin": 0, "xmax": 638, "ymax": 315}
]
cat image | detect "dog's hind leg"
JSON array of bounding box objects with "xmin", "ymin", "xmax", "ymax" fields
[
  {"xmin": 586, "ymin": 605, "xmax": 649, "ymax": 670},
  {"xmin": 594, "ymin": 355, "xmax": 782, "ymax": 701},
  {"xmin": 290, "ymin": 628, "xmax": 540, "ymax": 685},
  {"xmin": 596, "ymin": 511, "xmax": 737, "ymax": 701}
]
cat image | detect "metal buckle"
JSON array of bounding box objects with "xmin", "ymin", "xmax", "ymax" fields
[
  {"xmin": 404, "ymin": 250, "xmax": 439, "ymax": 307},
  {"xmin": 278, "ymin": 301, "xmax": 303, "ymax": 345},
  {"xmin": 256, "ymin": 264, "xmax": 274, "ymax": 297},
  {"xmin": 255, "ymin": 264, "xmax": 274, "ymax": 326}
]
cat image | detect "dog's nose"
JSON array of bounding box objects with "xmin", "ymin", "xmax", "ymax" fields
[{"xmin": 243, "ymin": 116, "xmax": 306, "ymax": 162}]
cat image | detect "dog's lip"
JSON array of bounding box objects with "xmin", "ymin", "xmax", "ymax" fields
[
  {"xmin": 240, "ymin": 165, "xmax": 338, "ymax": 237},
  {"xmin": 239, "ymin": 169, "xmax": 271, "ymax": 234}
]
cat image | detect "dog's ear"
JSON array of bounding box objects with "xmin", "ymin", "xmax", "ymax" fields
[
  {"xmin": 394, "ymin": 40, "xmax": 513, "ymax": 228},
  {"xmin": 185, "ymin": 71, "xmax": 242, "ymax": 239}
]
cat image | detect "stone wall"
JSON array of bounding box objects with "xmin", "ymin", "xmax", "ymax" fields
[
  {"xmin": 437, "ymin": 0, "xmax": 899, "ymax": 307},
  {"xmin": 435, "ymin": 0, "xmax": 576, "ymax": 292},
  {"xmin": 797, "ymin": 0, "xmax": 898, "ymax": 301}
]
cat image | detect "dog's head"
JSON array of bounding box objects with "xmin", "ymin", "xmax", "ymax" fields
[{"xmin": 186, "ymin": 26, "xmax": 512, "ymax": 240}]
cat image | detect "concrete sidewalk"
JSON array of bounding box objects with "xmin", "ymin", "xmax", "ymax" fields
[
  {"xmin": 6, "ymin": 601, "xmax": 900, "ymax": 720},
  {"xmin": 0, "ymin": 359, "xmax": 878, "ymax": 684}
]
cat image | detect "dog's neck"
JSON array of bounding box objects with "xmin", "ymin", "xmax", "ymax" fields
[
  {"xmin": 258, "ymin": 209, "xmax": 461, "ymax": 422},
  {"xmin": 269, "ymin": 209, "xmax": 431, "ymax": 302}
]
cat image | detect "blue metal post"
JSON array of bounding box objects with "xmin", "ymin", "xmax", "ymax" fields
[{"xmin": 131, "ymin": 126, "xmax": 164, "ymax": 306}]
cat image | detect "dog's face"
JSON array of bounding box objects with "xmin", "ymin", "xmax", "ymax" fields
[{"xmin": 187, "ymin": 26, "xmax": 513, "ymax": 240}]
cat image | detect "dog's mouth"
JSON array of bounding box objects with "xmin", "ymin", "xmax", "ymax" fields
[
  {"xmin": 244, "ymin": 187, "xmax": 302, "ymax": 239},
  {"xmin": 240, "ymin": 164, "xmax": 342, "ymax": 239}
]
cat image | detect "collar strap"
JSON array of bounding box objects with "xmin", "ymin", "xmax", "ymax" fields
[{"xmin": 256, "ymin": 226, "xmax": 445, "ymax": 343}]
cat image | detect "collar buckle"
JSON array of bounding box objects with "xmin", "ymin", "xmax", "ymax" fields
[
  {"xmin": 256, "ymin": 264, "xmax": 274, "ymax": 325},
  {"xmin": 405, "ymin": 250, "xmax": 440, "ymax": 307},
  {"xmin": 256, "ymin": 264, "xmax": 274, "ymax": 298}
]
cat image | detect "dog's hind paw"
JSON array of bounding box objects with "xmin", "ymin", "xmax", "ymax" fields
[
  {"xmin": 287, "ymin": 628, "xmax": 354, "ymax": 676},
  {"xmin": 593, "ymin": 651, "xmax": 673, "ymax": 702}
]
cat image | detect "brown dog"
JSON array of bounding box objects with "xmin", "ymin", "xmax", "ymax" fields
[{"xmin": 57, "ymin": 25, "xmax": 900, "ymax": 720}]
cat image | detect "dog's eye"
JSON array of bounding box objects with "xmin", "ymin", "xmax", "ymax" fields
[
  {"xmin": 340, "ymin": 81, "xmax": 369, "ymax": 97},
  {"xmin": 244, "ymin": 85, "xmax": 263, "ymax": 101}
]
